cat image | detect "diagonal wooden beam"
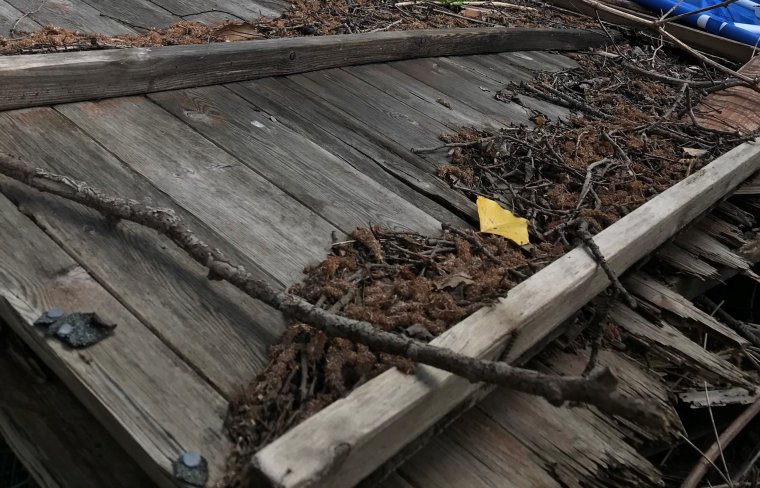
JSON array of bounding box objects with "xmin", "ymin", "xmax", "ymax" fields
[
  {"xmin": 0, "ymin": 27, "xmax": 609, "ymax": 111},
  {"xmin": 249, "ymin": 139, "xmax": 760, "ymax": 488}
]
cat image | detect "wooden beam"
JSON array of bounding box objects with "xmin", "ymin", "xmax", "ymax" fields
[
  {"xmin": 249, "ymin": 139, "xmax": 760, "ymax": 488},
  {"xmin": 544, "ymin": 0, "xmax": 756, "ymax": 63},
  {"xmin": 0, "ymin": 28, "xmax": 609, "ymax": 111}
]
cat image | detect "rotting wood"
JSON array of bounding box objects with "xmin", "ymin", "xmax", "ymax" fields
[
  {"xmin": 0, "ymin": 323, "xmax": 157, "ymax": 488},
  {"xmin": 0, "ymin": 27, "xmax": 609, "ymax": 111},
  {"xmin": 250, "ymin": 140, "xmax": 760, "ymax": 488}
]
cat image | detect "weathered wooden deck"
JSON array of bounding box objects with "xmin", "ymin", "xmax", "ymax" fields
[{"xmin": 3, "ymin": 5, "xmax": 760, "ymax": 488}]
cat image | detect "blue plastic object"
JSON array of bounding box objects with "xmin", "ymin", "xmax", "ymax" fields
[{"xmin": 632, "ymin": 0, "xmax": 760, "ymax": 46}]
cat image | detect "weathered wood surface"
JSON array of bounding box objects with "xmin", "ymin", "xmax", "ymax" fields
[
  {"xmin": 147, "ymin": 85, "xmax": 442, "ymax": 234},
  {"xmin": 609, "ymin": 303, "xmax": 754, "ymax": 387},
  {"xmin": 0, "ymin": 106, "xmax": 287, "ymax": 394},
  {"xmin": 5, "ymin": 0, "xmax": 137, "ymax": 35},
  {"xmin": 0, "ymin": 192, "xmax": 230, "ymax": 488},
  {"xmin": 694, "ymin": 54, "xmax": 760, "ymax": 134},
  {"xmin": 0, "ymin": 0, "xmax": 39, "ymax": 35},
  {"xmin": 0, "ymin": 324, "xmax": 157, "ymax": 488},
  {"xmin": 0, "ymin": 28, "xmax": 610, "ymax": 111},
  {"xmin": 226, "ymin": 77, "xmax": 475, "ymax": 224},
  {"xmin": 55, "ymin": 96, "xmax": 338, "ymax": 285},
  {"xmin": 250, "ymin": 141, "xmax": 760, "ymax": 488}
]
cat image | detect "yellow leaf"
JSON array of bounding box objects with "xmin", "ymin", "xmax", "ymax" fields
[{"xmin": 476, "ymin": 196, "xmax": 530, "ymax": 245}]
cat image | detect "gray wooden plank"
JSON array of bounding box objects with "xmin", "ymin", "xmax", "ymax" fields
[
  {"xmin": 0, "ymin": 106, "xmax": 285, "ymax": 395},
  {"xmin": 498, "ymin": 50, "xmax": 581, "ymax": 72},
  {"xmin": 227, "ymin": 78, "xmax": 472, "ymax": 225},
  {"xmin": 343, "ymin": 62, "xmax": 507, "ymax": 130},
  {"xmin": 56, "ymin": 96, "xmax": 338, "ymax": 285},
  {"xmin": 147, "ymin": 0, "xmax": 282, "ymax": 22},
  {"xmin": 0, "ymin": 325, "xmax": 157, "ymax": 488},
  {"xmin": 148, "ymin": 85, "xmax": 442, "ymax": 234},
  {"xmin": 398, "ymin": 409, "xmax": 561, "ymax": 488},
  {"xmin": 230, "ymin": 76, "xmax": 477, "ymax": 221},
  {"xmin": 77, "ymin": 0, "xmax": 178, "ymax": 30},
  {"xmin": 0, "ymin": 0, "xmax": 40, "ymax": 36},
  {"xmin": 5, "ymin": 0, "xmax": 137, "ymax": 34},
  {"xmin": 0, "ymin": 193, "xmax": 230, "ymax": 488},
  {"xmin": 390, "ymin": 56, "xmax": 535, "ymax": 122},
  {"xmin": 0, "ymin": 28, "xmax": 610, "ymax": 112}
]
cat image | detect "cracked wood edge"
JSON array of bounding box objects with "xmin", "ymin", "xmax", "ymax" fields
[
  {"xmin": 0, "ymin": 27, "xmax": 609, "ymax": 110},
  {"xmin": 250, "ymin": 139, "xmax": 760, "ymax": 488}
]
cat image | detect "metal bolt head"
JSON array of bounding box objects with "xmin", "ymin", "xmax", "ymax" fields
[
  {"xmin": 181, "ymin": 451, "xmax": 202, "ymax": 468},
  {"xmin": 57, "ymin": 323, "xmax": 73, "ymax": 337},
  {"xmin": 47, "ymin": 307, "xmax": 64, "ymax": 319}
]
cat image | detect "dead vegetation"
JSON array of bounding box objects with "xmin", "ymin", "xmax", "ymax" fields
[{"xmin": 0, "ymin": 0, "xmax": 596, "ymax": 55}]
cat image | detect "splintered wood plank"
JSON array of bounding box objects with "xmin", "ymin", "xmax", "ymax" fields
[
  {"xmin": 75, "ymin": 0, "xmax": 178, "ymax": 30},
  {"xmin": 343, "ymin": 62, "xmax": 508, "ymax": 130},
  {"xmin": 674, "ymin": 228, "xmax": 751, "ymax": 270},
  {"xmin": 0, "ymin": 0, "xmax": 39, "ymax": 36},
  {"xmin": 55, "ymin": 96, "xmax": 337, "ymax": 285},
  {"xmin": 544, "ymin": 349, "xmax": 682, "ymax": 446},
  {"xmin": 657, "ymin": 243, "xmax": 720, "ymax": 280},
  {"xmin": 390, "ymin": 57, "xmax": 535, "ymax": 122},
  {"xmin": 478, "ymin": 388, "xmax": 663, "ymax": 488},
  {"xmin": 0, "ymin": 326, "xmax": 157, "ymax": 488},
  {"xmin": 0, "ymin": 106, "xmax": 286, "ymax": 395},
  {"xmin": 625, "ymin": 273, "xmax": 749, "ymax": 347},
  {"xmin": 5, "ymin": 0, "xmax": 137, "ymax": 34},
  {"xmin": 396, "ymin": 409, "xmax": 559, "ymax": 488},
  {"xmin": 609, "ymin": 303, "xmax": 754, "ymax": 387},
  {"xmin": 0, "ymin": 193, "xmax": 230, "ymax": 488},
  {"xmin": 230, "ymin": 76, "xmax": 477, "ymax": 221},
  {"xmin": 250, "ymin": 139, "xmax": 760, "ymax": 488},
  {"xmin": 227, "ymin": 78, "xmax": 474, "ymax": 224},
  {"xmin": 148, "ymin": 85, "xmax": 441, "ymax": 234},
  {"xmin": 696, "ymin": 215, "xmax": 747, "ymax": 248},
  {"xmin": 0, "ymin": 28, "xmax": 609, "ymax": 111}
]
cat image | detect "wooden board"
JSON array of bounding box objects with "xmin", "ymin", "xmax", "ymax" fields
[
  {"xmin": 148, "ymin": 85, "xmax": 442, "ymax": 234},
  {"xmin": 146, "ymin": 0, "xmax": 283, "ymax": 22},
  {"xmin": 226, "ymin": 77, "xmax": 475, "ymax": 224},
  {"xmin": 74, "ymin": 0, "xmax": 178, "ymax": 31},
  {"xmin": 0, "ymin": 28, "xmax": 610, "ymax": 111},
  {"xmin": 0, "ymin": 324, "xmax": 157, "ymax": 488},
  {"xmin": 0, "ymin": 0, "xmax": 39, "ymax": 36},
  {"xmin": 55, "ymin": 96, "xmax": 338, "ymax": 285},
  {"xmin": 694, "ymin": 54, "xmax": 760, "ymax": 134},
  {"xmin": 250, "ymin": 138, "xmax": 760, "ymax": 488},
  {"xmin": 0, "ymin": 192, "xmax": 230, "ymax": 488},
  {"xmin": 5, "ymin": 0, "xmax": 137, "ymax": 34},
  {"xmin": 0, "ymin": 106, "xmax": 286, "ymax": 395}
]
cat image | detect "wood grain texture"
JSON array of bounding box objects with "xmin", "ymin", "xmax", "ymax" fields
[
  {"xmin": 0, "ymin": 325, "xmax": 157, "ymax": 488},
  {"xmin": 609, "ymin": 303, "xmax": 754, "ymax": 387},
  {"xmin": 0, "ymin": 106, "xmax": 286, "ymax": 395},
  {"xmin": 148, "ymin": 85, "xmax": 442, "ymax": 234},
  {"xmin": 146, "ymin": 0, "xmax": 283, "ymax": 22},
  {"xmin": 251, "ymin": 139, "xmax": 760, "ymax": 488},
  {"xmin": 0, "ymin": 28, "xmax": 609, "ymax": 111},
  {"xmin": 5, "ymin": 0, "xmax": 136, "ymax": 34},
  {"xmin": 0, "ymin": 0, "xmax": 39, "ymax": 36},
  {"xmin": 75, "ymin": 0, "xmax": 178, "ymax": 30},
  {"xmin": 0, "ymin": 193, "xmax": 230, "ymax": 488},
  {"xmin": 227, "ymin": 77, "xmax": 474, "ymax": 225},
  {"xmin": 55, "ymin": 96, "xmax": 338, "ymax": 285}
]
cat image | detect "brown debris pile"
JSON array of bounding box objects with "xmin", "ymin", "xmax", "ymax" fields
[
  {"xmin": 0, "ymin": 0, "xmax": 596, "ymax": 55},
  {"xmin": 221, "ymin": 225, "xmax": 563, "ymax": 486},
  {"xmin": 436, "ymin": 43, "xmax": 753, "ymax": 242}
]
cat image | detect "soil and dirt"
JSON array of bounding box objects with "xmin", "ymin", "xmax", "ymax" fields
[
  {"xmin": 0, "ymin": 0, "xmax": 596, "ymax": 55},
  {"xmin": 218, "ymin": 24, "xmax": 756, "ymax": 488}
]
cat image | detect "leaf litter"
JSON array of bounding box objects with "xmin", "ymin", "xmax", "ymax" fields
[{"xmin": 219, "ymin": 33, "xmax": 757, "ymax": 486}]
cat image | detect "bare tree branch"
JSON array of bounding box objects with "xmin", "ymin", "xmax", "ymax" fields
[{"xmin": 0, "ymin": 153, "xmax": 668, "ymax": 428}]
